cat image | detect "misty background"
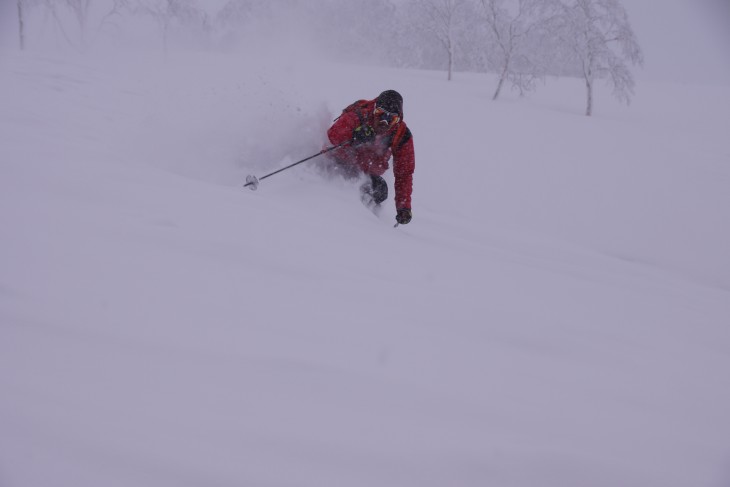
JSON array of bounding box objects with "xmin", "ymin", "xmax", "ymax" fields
[{"xmin": 2, "ymin": 0, "xmax": 729, "ymax": 87}]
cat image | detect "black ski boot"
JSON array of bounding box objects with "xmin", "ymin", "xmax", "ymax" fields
[{"xmin": 360, "ymin": 175, "xmax": 388, "ymax": 209}]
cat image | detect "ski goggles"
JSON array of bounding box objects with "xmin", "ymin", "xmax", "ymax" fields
[{"xmin": 374, "ymin": 106, "xmax": 401, "ymax": 126}]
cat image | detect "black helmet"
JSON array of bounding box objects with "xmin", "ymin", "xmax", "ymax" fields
[{"xmin": 376, "ymin": 90, "xmax": 403, "ymax": 116}]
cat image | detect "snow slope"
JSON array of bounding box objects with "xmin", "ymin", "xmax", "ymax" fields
[{"xmin": 1, "ymin": 49, "xmax": 730, "ymax": 487}]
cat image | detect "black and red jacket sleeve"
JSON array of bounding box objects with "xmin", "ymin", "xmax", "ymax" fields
[{"xmin": 392, "ymin": 124, "xmax": 415, "ymax": 210}]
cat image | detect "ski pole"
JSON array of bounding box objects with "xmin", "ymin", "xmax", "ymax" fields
[{"xmin": 244, "ymin": 141, "xmax": 351, "ymax": 190}]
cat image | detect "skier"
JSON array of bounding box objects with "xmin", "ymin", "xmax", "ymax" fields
[{"xmin": 327, "ymin": 90, "xmax": 414, "ymax": 225}]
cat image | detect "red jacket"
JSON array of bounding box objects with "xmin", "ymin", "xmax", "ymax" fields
[{"xmin": 327, "ymin": 99, "xmax": 415, "ymax": 209}]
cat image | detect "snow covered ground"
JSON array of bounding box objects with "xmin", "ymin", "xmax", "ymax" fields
[{"xmin": 1, "ymin": 47, "xmax": 729, "ymax": 487}]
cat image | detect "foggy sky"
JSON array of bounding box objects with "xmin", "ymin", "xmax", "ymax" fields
[
  {"xmin": 624, "ymin": 0, "xmax": 730, "ymax": 83},
  {"xmin": 1, "ymin": 0, "xmax": 729, "ymax": 84}
]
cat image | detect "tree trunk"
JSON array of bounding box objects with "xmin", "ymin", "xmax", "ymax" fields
[
  {"xmin": 493, "ymin": 64, "xmax": 508, "ymax": 100},
  {"xmin": 585, "ymin": 77, "xmax": 593, "ymax": 116},
  {"xmin": 17, "ymin": 0, "xmax": 25, "ymax": 50},
  {"xmin": 447, "ymin": 40, "xmax": 453, "ymax": 81},
  {"xmin": 584, "ymin": 58, "xmax": 594, "ymax": 116}
]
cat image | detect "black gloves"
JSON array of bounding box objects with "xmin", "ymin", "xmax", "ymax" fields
[
  {"xmin": 352, "ymin": 125, "xmax": 375, "ymax": 146},
  {"xmin": 396, "ymin": 208, "xmax": 412, "ymax": 225}
]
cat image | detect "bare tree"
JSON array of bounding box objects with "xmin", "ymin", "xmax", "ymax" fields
[
  {"xmin": 216, "ymin": 0, "xmax": 270, "ymax": 28},
  {"xmin": 94, "ymin": 0, "xmax": 131, "ymax": 40},
  {"xmin": 39, "ymin": 0, "xmax": 92, "ymax": 48},
  {"xmin": 555, "ymin": 0, "xmax": 643, "ymax": 116},
  {"xmin": 63, "ymin": 0, "xmax": 92, "ymax": 45},
  {"xmin": 409, "ymin": 0, "xmax": 467, "ymax": 81},
  {"xmin": 319, "ymin": 0, "xmax": 399, "ymax": 65},
  {"xmin": 25, "ymin": 0, "xmax": 92, "ymax": 50},
  {"xmin": 39, "ymin": 0, "xmax": 78, "ymax": 48},
  {"xmin": 17, "ymin": 0, "xmax": 26, "ymax": 50},
  {"xmin": 480, "ymin": 0, "xmax": 553, "ymax": 100},
  {"xmin": 132, "ymin": 0, "xmax": 206, "ymax": 57}
]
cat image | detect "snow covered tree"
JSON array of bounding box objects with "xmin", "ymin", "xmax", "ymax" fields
[
  {"xmin": 408, "ymin": 0, "xmax": 468, "ymax": 81},
  {"xmin": 480, "ymin": 0, "xmax": 556, "ymax": 100},
  {"xmin": 17, "ymin": 0, "xmax": 27, "ymax": 49},
  {"xmin": 94, "ymin": 0, "xmax": 132, "ymax": 41},
  {"xmin": 63, "ymin": 0, "xmax": 92, "ymax": 44},
  {"xmin": 40, "ymin": 0, "xmax": 94, "ymax": 48},
  {"xmin": 17, "ymin": 0, "xmax": 131, "ymax": 50},
  {"xmin": 312, "ymin": 0, "xmax": 399, "ymax": 66},
  {"xmin": 131, "ymin": 0, "xmax": 207, "ymax": 56},
  {"xmin": 215, "ymin": 0, "xmax": 272, "ymax": 32},
  {"xmin": 554, "ymin": 0, "xmax": 643, "ymax": 116}
]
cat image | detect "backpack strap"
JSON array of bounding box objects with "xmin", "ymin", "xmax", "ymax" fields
[{"xmin": 333, "ymin": 100, "xmax": 371, "ymax": 124}]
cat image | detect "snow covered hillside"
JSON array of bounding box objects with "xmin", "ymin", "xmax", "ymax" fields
[{"xmin": 1, "ymin": 48, "xmax": 729, "ymax": 487}]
